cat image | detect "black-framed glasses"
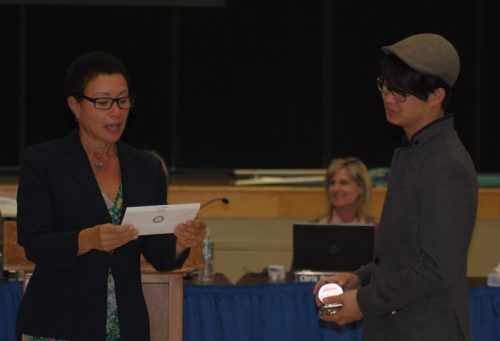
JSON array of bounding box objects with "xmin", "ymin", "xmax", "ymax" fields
[
  {"xmin": 79, "ymin": 94, "xmax": 136, "ymax": 110},
  {"xmin": 376, "ymin": 76, "xmax": 410, "ymax": 103}
]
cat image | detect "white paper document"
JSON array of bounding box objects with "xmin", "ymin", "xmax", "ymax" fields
[{"xmin": 121, "ymin": 203, "xmax": 200, "ymax": 235}]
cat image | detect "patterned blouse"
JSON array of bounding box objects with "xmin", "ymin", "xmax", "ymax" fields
[{"xmin": 22, "ymin": 184, "xmax": 124, "ymax": 341}]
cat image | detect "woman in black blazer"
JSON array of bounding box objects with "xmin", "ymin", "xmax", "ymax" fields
[{"xmin": 16, "ymin": 51, "xmax": 206, "ymax": 340}]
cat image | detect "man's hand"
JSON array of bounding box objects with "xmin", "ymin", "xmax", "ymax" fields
[
  {"xmin": 313, "ymin": 272, "xmax": 360, "ymax": 307},
  {"xmin": 321, "ymin": 289, "xmax": 363, "ymax": 325},
  {"xmin": 313, "ymin": 272, "xmax": 363, "ymax": 325}
]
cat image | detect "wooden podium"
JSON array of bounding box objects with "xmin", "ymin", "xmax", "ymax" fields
[
  {"xmin": 141, "ymin": 272, "xmax": 183, "ymax": 341},
  {"xmin": 2, "ymin": 220, "xmax": 183, "ymax": 341}
]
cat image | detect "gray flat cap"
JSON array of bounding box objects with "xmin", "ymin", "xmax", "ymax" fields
[{"xmin": 382, "ymin": 33, "xmax": 460, "ymax": 87}]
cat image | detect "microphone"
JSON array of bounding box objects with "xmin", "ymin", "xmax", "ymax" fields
[{"xmin": 200, "ymin": 197, "xmax": 230, "ymax": 209}]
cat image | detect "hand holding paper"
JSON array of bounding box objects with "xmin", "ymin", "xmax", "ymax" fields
[
  {"xmin": 121, "ymin": 203, "xmax": 201, "ymax": 235},
  {"xmin": 174, "ymin": 219, "xmax": 207, "ymax": 250}
]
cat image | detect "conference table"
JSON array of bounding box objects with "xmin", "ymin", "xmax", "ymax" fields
[{"xmin": 1, "ymin": 277, "xmax": 499, "ymax": 341}]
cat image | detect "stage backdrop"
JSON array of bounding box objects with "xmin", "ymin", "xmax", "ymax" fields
[{"xmin": 1, "ymin": 1, "xmax": 500, "ymax": 173}]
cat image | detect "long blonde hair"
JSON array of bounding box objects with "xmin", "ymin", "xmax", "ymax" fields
[{"xmin": 324, "ymin": 157, "xmax": 373, "ymax": 223}]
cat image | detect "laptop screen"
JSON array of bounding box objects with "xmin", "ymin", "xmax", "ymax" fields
[{"xmin": 292, "ymin": 222, "xmax": 375, "ymax": 272}]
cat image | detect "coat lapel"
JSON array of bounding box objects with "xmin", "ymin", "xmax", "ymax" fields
[
  {"xmin": 62, "ymin": 130, "xmax": 111, "ymax": 223},
  {"xmin": 117, "ymin": 141, "xmax": 141, "ymax": 211}
]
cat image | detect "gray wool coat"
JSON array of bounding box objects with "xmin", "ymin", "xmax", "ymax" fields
[{"xmin": 355, "ymin": 116, "xmax": 477, "ymax": 341}]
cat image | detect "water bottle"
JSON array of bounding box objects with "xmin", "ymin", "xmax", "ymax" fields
[{"xmin": 200, "ymin": 228, "xmax": 214, "ymax": 283}]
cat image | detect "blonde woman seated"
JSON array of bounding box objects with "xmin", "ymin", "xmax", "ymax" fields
[{"xmin": 319, "ymin": 157, "xmax": 375, "ymax": 224}]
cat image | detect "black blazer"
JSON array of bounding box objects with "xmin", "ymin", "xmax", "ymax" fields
[{"xmin": 16, "ymin": 130, "xmax": 188, "ymax": 340}]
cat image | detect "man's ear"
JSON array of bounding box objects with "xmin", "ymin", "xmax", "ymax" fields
[
  {"xmin": 67, "ymin": 96, "xmax": 80, "ymax": 120},
  {"xmin": 429, "ymin": 88, "xmax": 446, "ymax": 106}
]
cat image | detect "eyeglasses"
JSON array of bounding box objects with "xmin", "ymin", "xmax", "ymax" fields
[
  {"xmin": 376, "ymin": 76, "xmax": 410, "ymax": 103},
  {"xmin": 79, "ymin": 94, "xmax": 136, "ymax": 110}
]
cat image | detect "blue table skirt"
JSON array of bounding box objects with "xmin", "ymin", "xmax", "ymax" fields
[
  {"xmin": 1, "ymin": 281, "xmax": 499, "ymax": 341},
  {"xmin": 468, "ymin": 286, "xmax": 500, "ymax": 341},
  {"xmin": 0, "ymin": 281, "xmax": 23, "ymax": 341},
  {"xmin": 184, "ymin": 283, "xmax": 500, "ymax": 341},
  {"xmin": 184, "ymin": 282, "xmax": 363, "ymax": 341}
]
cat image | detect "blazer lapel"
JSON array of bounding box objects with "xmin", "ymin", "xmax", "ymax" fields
[
  {"xmin": 62, "ymin": 130, "xmax": 111, "ymax": 223},
  {"xmin": 117, "ymin": 141, "xmax": 141, "ymax": 212}
]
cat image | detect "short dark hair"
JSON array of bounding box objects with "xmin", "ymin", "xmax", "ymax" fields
[
  {"xmin": 65, "ymin": 51, "xmax": 130, "ymax": 99},
  {"xmin": 381, "ymin": 54, "xmax": 453, "ymax": 108}
]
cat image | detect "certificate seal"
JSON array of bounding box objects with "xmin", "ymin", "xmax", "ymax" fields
[{"xmin": 153, "ymin": 215, "xmax": 164, "ymax": 223}]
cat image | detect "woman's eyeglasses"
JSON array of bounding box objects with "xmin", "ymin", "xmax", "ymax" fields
[{"xmin": 78, "ymin": 94, "xmax": 136, "ymax": 110}]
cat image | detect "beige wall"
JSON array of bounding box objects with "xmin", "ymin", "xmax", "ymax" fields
[
  {"xmin": 205, "ymin": 217, "xmax": 500, "ymax": 284},
  {"xmin": 3, "ymin": 183, "xmax": 499, "ymax": 283},
  {"xmin": 205, "ymin": 218, "xmax": 295, "ymax": 283},
  {"xmin": 467, "ymin": 220, "xmax": 500, "ymax": 277}
]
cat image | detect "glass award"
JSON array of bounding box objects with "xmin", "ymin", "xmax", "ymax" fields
[{"xmin": 317, "ymin": 283, "xmax": 343, "ymax": 317}]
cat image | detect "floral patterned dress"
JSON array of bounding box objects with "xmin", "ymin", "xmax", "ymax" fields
[
  {"xmin": 22, "ymin": 184, "xmax": 123, "ymax": 341},
  {"xmin": 102, "ymin": 184, "xmax": 123, "ymax": 340}
]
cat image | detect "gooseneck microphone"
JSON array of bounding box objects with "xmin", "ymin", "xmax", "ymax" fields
[{"xmin": 200, "ymin": 197, "xmax": 230, "ymax": 209}]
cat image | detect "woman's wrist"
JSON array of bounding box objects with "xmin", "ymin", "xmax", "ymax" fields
[
  {"xmin": 78, "ymin": 227, "xmax": 95, "ymax": 255},
  {"xmin": 175, "ymin": 240, "xmax": 189, "ymax": 258}
]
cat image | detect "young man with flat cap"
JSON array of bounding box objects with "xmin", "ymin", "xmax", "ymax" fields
[{"xmin": 314, "ymin": 33, "xmax": 477, "ymax": 341}]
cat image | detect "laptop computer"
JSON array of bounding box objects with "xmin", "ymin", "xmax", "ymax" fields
[{"xmin": 292, "ymin": 222, "xmax": 375, "ymax": 275}]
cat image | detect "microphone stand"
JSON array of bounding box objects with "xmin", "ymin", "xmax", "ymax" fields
[{"xmin": 200, "ymin": 197, "xmax": 230, "ymax": 209}]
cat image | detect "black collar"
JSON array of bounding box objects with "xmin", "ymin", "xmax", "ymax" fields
[{"xmin": 401, "ymin": 113, "xmax": 453, "ymax": 147}]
